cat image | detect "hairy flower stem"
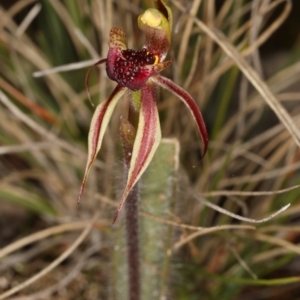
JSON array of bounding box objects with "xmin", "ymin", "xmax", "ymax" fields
[
  {"xmin": 125, "ymin": 183, "xmax": 140, "ymax": 300},
  {"xmin": 120, "ymin": 115, "xmax": 141, "ymax": 300}
]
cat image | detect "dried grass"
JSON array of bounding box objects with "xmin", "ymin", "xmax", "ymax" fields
[{"xmin": 0, "ymin": 0, "xmax": 300, "ymax": 299}]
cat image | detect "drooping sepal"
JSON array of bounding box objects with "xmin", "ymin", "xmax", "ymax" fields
[
  {"xmin": 153, "ymin": 75, "xmax": 208, "ymax": 158},
  {"xmin": 78, "ymin": 85, "xmax": 126, "ymax": 203},
  {"xmin": 113, "ymin": 82, "xmax": 162, "ymax": 223}
]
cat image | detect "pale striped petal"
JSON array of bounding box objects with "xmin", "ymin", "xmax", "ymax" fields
[
  {"xmin": 113, "ymin": 82, "xmax": 161, "ymax": 223},
  {"xmin": 78, "ymin": 85, "xmax": 126, "ymax": 203}
]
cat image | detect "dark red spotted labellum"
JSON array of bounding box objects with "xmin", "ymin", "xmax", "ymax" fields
[
  {"xmin": 107, "ymin": 47, "xmax": 163, "ymax": 91},
  {"xmin": 110, "ymin": 48, "xmax": 156, "ymax": 89},
  {"xmin": 105, "ymin": 27, "xmax": 172, "ymax": 91}
]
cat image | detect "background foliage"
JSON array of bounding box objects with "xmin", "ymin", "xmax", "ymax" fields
[{"xmin": 0, "ymin": 0, "xmax": 300, "ymax": 299}]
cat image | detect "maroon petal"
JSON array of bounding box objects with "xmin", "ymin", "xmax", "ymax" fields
[
  {"xmin": 106, "ymin": 27, "xmax": 128, "ymax": 81},
  {"xmin": 78, "ymin": 85, "xmax": 126, "ymax": 204},
  {"xmin": 113, "ymin": 82, "xmax": 161, "ymax": 223},
  {"xmin": 153, "ymin": 75, "xmax": 208, "ymax": 158}
]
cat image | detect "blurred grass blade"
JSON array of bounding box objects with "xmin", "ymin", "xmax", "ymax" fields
[
  {"xmin": 140, "ymin": 138, "xmax": 179, "ymax": 299},
  {"xmin": 0, "ymin": 187, "xmax": 56, "ymax": 216}
]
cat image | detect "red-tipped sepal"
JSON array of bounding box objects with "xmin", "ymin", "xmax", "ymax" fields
[
  {"xmin": 113, "ymin": 82, "xmax": 161, "ymax": 223},
  {"xmin": 153, "ymin": 75, "xmax": 208, "ymax": 158},
  {"xmin": 78, "ymin": 85, "xmax": 126, "ymax": 203}
]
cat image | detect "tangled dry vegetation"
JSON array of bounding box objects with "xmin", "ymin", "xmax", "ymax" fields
[{"xmin": 0, "ymin": 0, "xmax": 300, "ymax": 299}]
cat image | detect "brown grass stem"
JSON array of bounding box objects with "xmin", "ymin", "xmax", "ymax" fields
[{"xmin": 0, "ymin": 213, "xmax": 99, "ymax": 300}]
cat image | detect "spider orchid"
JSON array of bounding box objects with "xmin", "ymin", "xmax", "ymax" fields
[{"xmin": 78, "ymin": 0, "xmax": 208, "ymax": 223}]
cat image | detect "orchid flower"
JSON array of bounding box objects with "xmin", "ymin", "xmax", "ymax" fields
[{"xmin": 78, "ymin": 0, "xmax": 208, "ymax": 223}]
